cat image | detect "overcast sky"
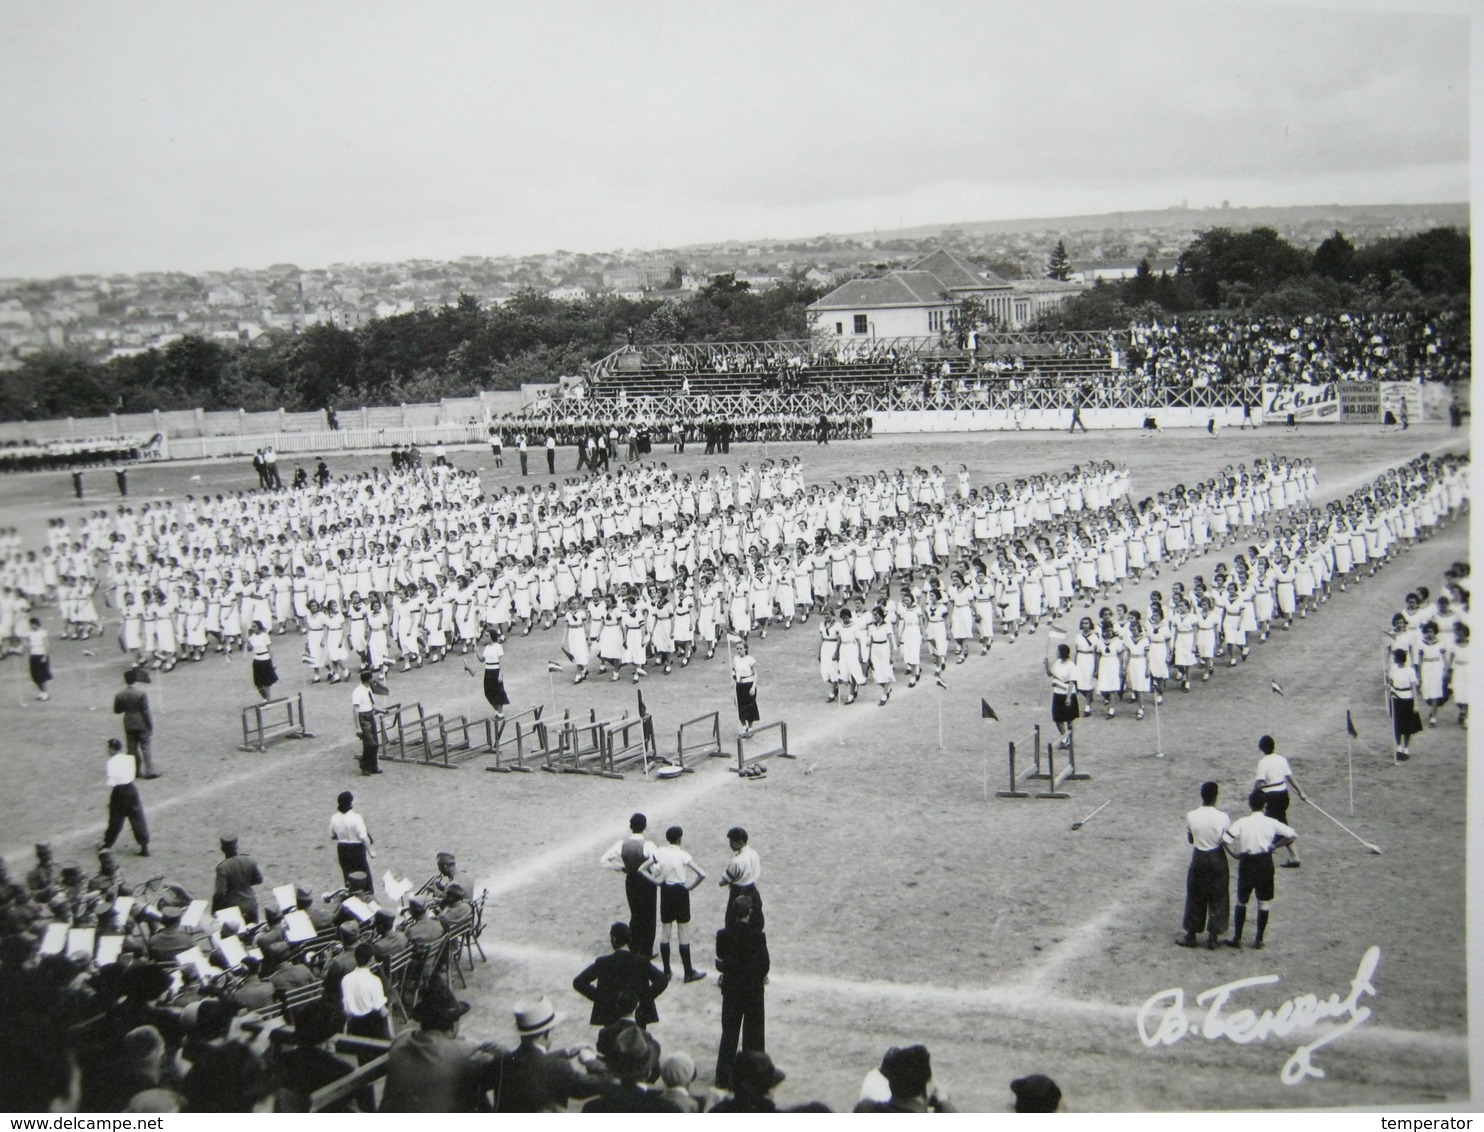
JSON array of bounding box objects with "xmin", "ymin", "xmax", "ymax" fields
[{"xmin": 0, "ymin": 0, "xmax": 1469, "ymax": 277}]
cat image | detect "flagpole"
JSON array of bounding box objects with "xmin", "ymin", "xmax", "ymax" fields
[{"xmin": 1347, "ymin": 733, "xmax": 1354, "ymax": 816}]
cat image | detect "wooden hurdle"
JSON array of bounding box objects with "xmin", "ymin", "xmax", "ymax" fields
[
  {"xmin": 1035, "ymin": 735, "xmax": 1091, "ymax": 800},
  {"xmin": 735, "ymin": 721, "xmax": 793, "ymax": 774},
  {"xmin": 545, "ymin": 710, "xmax": 628, "ymax": 775},
  {"xmin": 994, "ymin": 724, "xmax": 1041, "ymax": 799},
  {"xmin": 602, "ymin": 712, "xmax": 657, "ymax": 778},
  {"xmin": 484, "ymin": 707, "xmax": 551, "ymax": 773},
  {"xmin": 673, "ymin": 711, "xmax": 722, "ymax": 772},
  {"xmin": 239, "ymin": 693, "xmax": 313, "ymax": 752}
]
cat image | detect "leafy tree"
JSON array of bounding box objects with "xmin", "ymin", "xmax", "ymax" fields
[
  {"xmin": 1311, "ymin": 230, "xmax": 1356, "ymax": 281},
  {"xmin": 1177, "ymin": 227, "xmax": 1307, "ymax": 307},
  {"xmin": 1046, "ymin": 239, "xmax": 1072, "ymax": 281},
  {"xmin": 1128, "ymin": 259, "xmax": 1155, "ymax": 305}
]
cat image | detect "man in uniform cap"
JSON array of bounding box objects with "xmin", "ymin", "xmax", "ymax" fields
[
  {"xmin": 145, "ymin": 902, "xmax": 198, "ymax": 961},
  {"xmin": 91, "ymin": 848, "xmax": 134, "ymax": 902},
  {"xmin": 370, "ymin": 909, "xmax": 411, "ymax": 964},
  {"xmin": 437, "ymin": 883, "xmax": 475, "ymax": 933},
  {"xmin": 405, "ymin": 896, "xmax": 446, "ymax": 991},
  {"xmin": 213, "ymin": 836, "xmax": 263, "ymax": 924},
  {"xmin": 26, "ymin": 844, "xmax": 58, "ymax": 901},
  {"xmin": 430, "ymin": 851, "xmax": 463, "ymax": 894},
  {"xmin": 298, "ymin": 884, "xmax": 336, "ymax": 931}
]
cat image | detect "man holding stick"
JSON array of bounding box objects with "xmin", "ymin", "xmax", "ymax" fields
[{"xmin": 1251, "ymin": 735, "xmax": 1304, "ymax": 868}]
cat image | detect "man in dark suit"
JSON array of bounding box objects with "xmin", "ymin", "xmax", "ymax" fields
[
  {"xmin": 714, "ymin": 893, "xmax": 769, "ymax": 1089},
  {"xmin": 571, "ymin": 922, "xmax": 670, "ymax": 1029},
  {"xmin": 493, "ymin": 996, "xmax": 609, "ymax": 1112},
  {"xmin": 113, "ymin": 669, "xmax": 158, "ymax": 778}
]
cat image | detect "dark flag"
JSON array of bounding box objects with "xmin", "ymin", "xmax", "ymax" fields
[
  {"xmin": 638, "ymin": 690, "xmax": 656, "ymax": 754},
  {"xmin": 981, "ymin": 698, "xmax": 999, "ymax": 721},
  {"xmin": 1346, "ymin": 710, "xmax": 1358, "ymax": 739}
]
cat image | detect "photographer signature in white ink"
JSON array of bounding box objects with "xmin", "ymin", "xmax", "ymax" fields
[{"xmin": 1137, "ymin": 946, "xmax": 1379, "ymax": 1084}]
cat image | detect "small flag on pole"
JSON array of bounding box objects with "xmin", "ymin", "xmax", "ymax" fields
[
  {"xmin": 1346, "ymin": 710, "xmax": 1358, "ymax": 738},
  {"xmin": 934, "ymin": 676, "xmax": 948, "ymax": 690},
  {"xmin": 463, "ymin": 662, "xmax": 477, "ymax": 677},
  {"xmin": 546, "ymin": 661, "xmax": 564, "ymax": 673},
  {"xmin": 1270, "ymin": 680, "xmax": 1284, "ymax": 696},
  {"xmin": 1046, "ymin": 625, "xmax": 1067, "ymax": 640},
  {"xmin": 560, "ymin": 645, "xmax": 575, "ymax": 662},
  {"xmin": 980, "ymin": 698, "xmax": 999, "ymax": 721}
]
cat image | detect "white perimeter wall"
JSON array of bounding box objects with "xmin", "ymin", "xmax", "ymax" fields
[{"xmin": 871, "ymin": 406, "xmax": 1255, "ymax": 433}]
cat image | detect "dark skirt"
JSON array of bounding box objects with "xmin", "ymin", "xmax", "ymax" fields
[
  {"xmin": 1391, "ymin": 695, "xmax": 1422, "ymax": 740},
  {"xmin": 735, "ymin": 681, "xmax": 760, "ymax": 725},
  {"xmin": 28, "ymin": 655, "xmax": 52, "ymax": 687},
  {"xmin": 252, "ymin": 658, "xmax": 278, "ymax": 692},
  {"xmin": 1051, "ymin": 690, "xmax": 1079, "ymax": 724},
  {"xmin": 484, "ymin": 669, "xmax": 509, "ymax": 709}
]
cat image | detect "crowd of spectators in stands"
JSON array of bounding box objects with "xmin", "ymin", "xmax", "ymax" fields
[{"xmin": 1127, "ymin": 310, "xmax": 1468, "ymax": 389}]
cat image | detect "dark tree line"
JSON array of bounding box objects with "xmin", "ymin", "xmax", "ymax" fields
[
  {"xmin": 1035, "ymin": 226, "xmax": 1470, "ymax": 331},
  {"xmin": 0, "ymin": 276, "xmax": 822, "ymax": 421}
]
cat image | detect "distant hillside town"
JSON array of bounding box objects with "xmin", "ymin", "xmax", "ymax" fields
[{"xmin": 0, "ymin": 201, "xmax": 1464, "ymax": 372}]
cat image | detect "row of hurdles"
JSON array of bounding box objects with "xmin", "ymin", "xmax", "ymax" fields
[{"xmin": 238, "ymin": 693, "xmax": 793, "ymax": 780}]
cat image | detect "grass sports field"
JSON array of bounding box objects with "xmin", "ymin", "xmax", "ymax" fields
[{"xmin": 0, "ymin": 420, "xmax": 1474, "ymax": 1112}]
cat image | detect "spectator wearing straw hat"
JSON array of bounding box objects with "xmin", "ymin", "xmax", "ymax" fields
[
  {"xmin": 493, "ymin": 996, "xmax": 608, "ymax": 1112},
  {"xmin": 379, "ymin": 983, "xmax": 503, "ymax": 1112}
]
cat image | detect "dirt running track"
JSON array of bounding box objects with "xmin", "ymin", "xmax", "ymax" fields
[{"xmin": 0, "ymin": 421, "xmax": 1473, "ymax": 1111}]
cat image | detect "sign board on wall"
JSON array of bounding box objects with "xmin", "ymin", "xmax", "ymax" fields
[
  {"xmin": 1380, "ymin": 381, "xmax": 1425, "ymax": 423},
  {"xmin": 1336, "ymin": 382, "xmax": 1380, "ymax": 419},
  {"xmin": 1261, "ymin": 383, "xmax": 1341, "ymax": 423}
]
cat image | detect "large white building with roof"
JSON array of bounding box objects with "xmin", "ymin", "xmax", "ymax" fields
[{"xmin": 806, "ymin": 249, "xmax": 1082, "ymax": 338}]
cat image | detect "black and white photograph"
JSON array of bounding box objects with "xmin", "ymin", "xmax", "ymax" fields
[{"xmin": 0, "ymin": 0, "xmax": 1474, "ymax": 1117}]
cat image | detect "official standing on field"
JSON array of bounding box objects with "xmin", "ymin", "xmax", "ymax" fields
[
  {"xmin": 1178, "ymin": 781, "xmax": 1229, "ymax": 949},
  {"xmin": 601, "ymin": 814, "xmax": 659, "ymax": 960},
  {"xmin": 101, "ymin": 738, "xmax": 149, "ymax": 856}
]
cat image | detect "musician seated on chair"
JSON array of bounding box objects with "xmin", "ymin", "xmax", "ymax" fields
[
  {"xmin": 437, "ymin": 883, "xmax": 475, "ymax": 933},
  {"xmin": 370, "ymin": 908, "xmax": 411, "ymax": 963},
  {"xmin": 428, "ymin": 850, "xmax": 464, "ymax": 895}
]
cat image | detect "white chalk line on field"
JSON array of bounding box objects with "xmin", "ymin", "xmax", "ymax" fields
[
  {"xmin": 479, "ymin": 939, "xmax": 1468, "ymax": 1058},
  {"xmin": 0, "ymin": 733, "xmax": 364, "ymax": 865}
]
